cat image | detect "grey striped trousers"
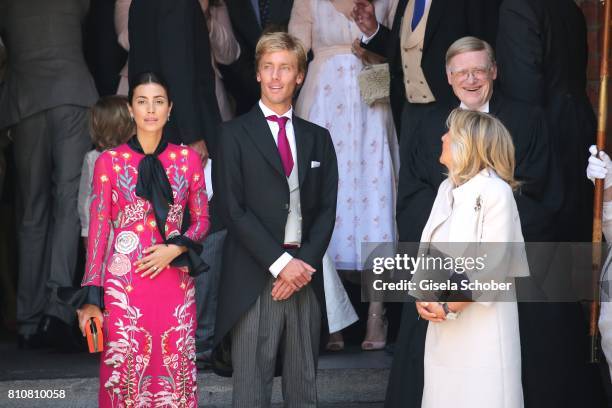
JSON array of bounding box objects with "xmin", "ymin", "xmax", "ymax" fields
[{"xmin": 231, "ymin": 276, "xmax": 321, "ymax": 407}]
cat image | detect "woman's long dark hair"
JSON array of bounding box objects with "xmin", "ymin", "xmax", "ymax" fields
[{"xmin": 128, "ymin": 71, "xmax": 172, "ymax": 104}]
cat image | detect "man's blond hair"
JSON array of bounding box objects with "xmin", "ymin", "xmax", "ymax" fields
[
  {"xmin": 446, "ymin": 109, "xmax": 518, "ymax": 190},
  {"xmin": 255, "ymin": 31, "xmax": 307, "ymax": 74},
  {"xmin": 445, "ymin": 36, "xmax": 496, "ymax": 69}
]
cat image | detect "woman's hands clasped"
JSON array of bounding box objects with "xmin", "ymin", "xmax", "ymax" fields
[
  {"xmin": 134, "ymin": 244, "xmax": 186, "ymax": 278},
  {"xmin": 416, "ymin": 302, "xmax": 446, "ymax": 323}
]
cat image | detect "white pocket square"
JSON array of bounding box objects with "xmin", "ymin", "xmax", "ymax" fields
[{"xmin": 311, "ymin": 161, "xmax": 321, "ymax": 168}]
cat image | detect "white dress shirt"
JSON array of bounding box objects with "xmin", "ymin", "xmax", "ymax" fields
[
  {"xmin": 460, "ymin": 100, "xmax": 490, "ymax": 113},
  {"xmin": 258, "ymin": 100, "xmax": 299, "ymax": 277}
]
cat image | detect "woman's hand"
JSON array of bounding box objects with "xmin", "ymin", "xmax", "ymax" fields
[
  {"xmin": 76, "ymin": 304, "xmax": 103, "ymax": 337},
  {"xmin": 416, "ymin": 301, "xmax": 445, "ymax": 322},
  {"xmin": 135, "ymin": 244, "xmax": 186, "ymax": 278},
  {"xmin": 352, "ymin": 38, "xmax": 386, "ymax": 65}
]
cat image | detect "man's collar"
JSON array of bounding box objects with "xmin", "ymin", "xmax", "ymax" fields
[
  {"xmin": 259, "ymin": 100, "xmax": 293, "ymax": 120},
  {"xmin": 459, "ymin": 100, "xmax": 490, "ymax": 113}
]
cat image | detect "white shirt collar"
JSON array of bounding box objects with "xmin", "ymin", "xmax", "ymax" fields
[
  {"xmin": 259, "ymin": 100, "xmax": 293, "ymax": 121},
  {"xmin": 459, "ymin": 101, "xmax": 490, "ymax": 113}
]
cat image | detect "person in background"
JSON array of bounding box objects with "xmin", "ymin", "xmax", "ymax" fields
[
  {"xmin": 221, "ymin": 0, "xmax": 295, "ymax": 115},
  {"xmin": 116, "ymin": 0, "xmax": 239, "ymax": 121},
  {"xmin": 352, "ymin": 0, "xmax": 501, "ymax": 134},
  {"xmin": 83, "ymin": 0, "xmax": 127, "ymax": 97},
  {"xmin": 77, "ymin": 71, "xmax": 210, "ymax": 407},
  {"xmin": 127, "ymin": 0, "xmax": 221, "ymax": 162},
  {"xmin": 0, "ymin": 0, "xmax": 99, "ymax": 349},
  {"xmin": 78, "ymin": 95, "xmax": 134, "ymax": 249},
  {"xmin": 289, "ymin": 0, "xmax": 396, "ymax": 350},
  {"xmin": 587, "ymin": 147, "xmax": 612, "ymax": 401},
  {"xmin": 200, "ymin": 0, "xmax": 241, "ymax": 121},
  {"xmin": 497, "ymin": 1, "xmax": 606, "ymax": 406}
]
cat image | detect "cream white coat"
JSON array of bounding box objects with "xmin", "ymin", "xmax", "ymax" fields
[{"xmin": 418, "ymin": 169, "xmax": 527, "ymax": 408}]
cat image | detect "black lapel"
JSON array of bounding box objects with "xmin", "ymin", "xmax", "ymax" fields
[
  {"xmin": 292, "ymin": 115, "xmax": 314, "ymax": 188},
  {"xmin": 423, "ymin": 0, "xmax": 444, "ymax": 53},
  {"xmin": 393, "ymin": 0, "xmax": 411, "ymax": 41},
  {"xmin": 489, "ymin": 91, "xmax": 503, "ymax": 117},
  {"xmin": 243, "ymin": 106, "xmax": 286, "ymax": 178}
]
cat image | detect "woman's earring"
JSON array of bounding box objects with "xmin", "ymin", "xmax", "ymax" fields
[
  {"xmin": 167, "ymin": 114, "xmax": 171, "ymax": 122},
  {"xmin": 130, "ymin": 114, "xmax": 134, "ymax": 121}
]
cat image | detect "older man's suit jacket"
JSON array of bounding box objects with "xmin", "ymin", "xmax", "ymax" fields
[
  {"xmin": 0, "ymin": 0, "xmax": 98, "ymax": 129},
  {"xmin": 212, "ymin": 105, "xmax": 338, "ymax": 347}
]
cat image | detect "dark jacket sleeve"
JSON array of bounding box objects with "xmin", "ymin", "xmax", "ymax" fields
[
  {"xmin": 213, "ymin": 123, "xmax": 286, "ymax": 269},
  {"xmin": 361, "ymin": 24, "xmax": 394, "ymax": 59},
  {"xmin": 297, "ymin": 129, "xmax": 338, "ymax": 267},
  {"xmin": 513, "ymin": 108, "xmax": 562, "ymax": 240},
  {"xmin": 496, "ymin": 0, "xmax": 545, "ymax": 106}
]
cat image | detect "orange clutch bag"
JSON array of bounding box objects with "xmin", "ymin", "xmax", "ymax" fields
[{"xmin": 86, "ymin": 317, "xmax": 104, "ymax": 353}]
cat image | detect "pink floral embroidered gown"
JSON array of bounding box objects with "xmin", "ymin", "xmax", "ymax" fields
[{"xmin": 82, "ymin": 143, "xmax": 209, "ymax": 408}]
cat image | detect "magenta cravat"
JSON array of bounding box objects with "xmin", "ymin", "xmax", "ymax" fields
[{"xmin": 266, "ymin": 115, "xmax": 294, "ymax": 177}]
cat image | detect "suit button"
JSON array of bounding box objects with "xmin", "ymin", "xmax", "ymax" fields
[{"xmin": 284, "ymin": 203, "xmax": 289, "ymax": 210}]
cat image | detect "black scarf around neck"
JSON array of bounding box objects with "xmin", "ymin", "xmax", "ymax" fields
[
  {"xmin": 127, "ymin": 136, "xmax": 208, "ymax": 277},
  {"xmin": 128, "ymin": 136, "xmax": 173, "ymax": 240}
]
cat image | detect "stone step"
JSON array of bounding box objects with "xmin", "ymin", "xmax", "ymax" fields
[{"xmin": 0, "ymin": 368, "xmax": 389, "ymax": 407}]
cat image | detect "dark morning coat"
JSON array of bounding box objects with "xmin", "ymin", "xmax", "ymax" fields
[
  {"xmin": 386, "ymin": 92, "xmax": 563, "ymax": 408},
  {"xmin": 361, "ymin": 0, "xmax": 501, "ymax": 131},
  {"xmin": 497, "ymin": 0, "xmax": 595, "ymax": 243},
  {"xmin": 212, "ymin": 105, "xmax": 338, "ymax": 347},
  {"xmin": 497, "ymin": 2, "xmax": 606, "ymax": 407}
]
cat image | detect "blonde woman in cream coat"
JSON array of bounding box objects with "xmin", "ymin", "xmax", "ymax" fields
[{"xmin": 413, "ymin": 109, "xmax": 527, "ymax": 408}]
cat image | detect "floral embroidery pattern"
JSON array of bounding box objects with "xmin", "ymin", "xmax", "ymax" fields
[{"xmin": 115, "ymin": 231, "xmax": 139, "ymax": 255}]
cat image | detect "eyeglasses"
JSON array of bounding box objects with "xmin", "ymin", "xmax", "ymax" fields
[{"xmin": 449, "ymin": 67, "xmax": 491, "ymax": 82}]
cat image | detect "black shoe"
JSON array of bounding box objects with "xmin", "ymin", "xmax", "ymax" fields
[
  {"xmin": 39, "ymin": 315, "xmax": 84, "ymax": 352},
  {"xmin": 17, "ymin": 332, "xmax": 47, "ymax": 350}
]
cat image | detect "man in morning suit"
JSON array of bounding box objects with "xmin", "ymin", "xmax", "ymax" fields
[
  {"xmin": 352, "ymin": 0, "xmax": 501, "ymax": 134},
  {"xmin": 0, "ymin": 0, "xmax": 98, "ymax": 348},
  {"xmin": 222, "ymin": 0, "xmax": 294, "ymax": 115},
  {"xmin": 386, "ymin": 36, "xmax": 562, "ymax": 408},
  {"xmin": 497, "ymin": 1, "xmax": 606, "ymax": 406},
  {"xmin": 213, "ymin": 32, "xmax": 338, "ymax": 407}
]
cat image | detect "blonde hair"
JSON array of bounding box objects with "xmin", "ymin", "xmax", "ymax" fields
[
  {"xmin": 445, "ymin": 36, "xmax": 496, "ymax": 69},
  {"xmin": 90, "ymin": 95, "xmax": 134, "ymax": 151},
  {"xmin": 446, "ymin": 109, "xmax": 518, "ymax": 190},
  {"xmin": 255, "ymin": 31, "xmax": 307, "ymax": 74}
]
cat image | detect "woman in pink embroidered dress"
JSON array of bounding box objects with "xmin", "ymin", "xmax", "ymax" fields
[{"xmin": 77, "ymin": 72, "xmax": 209, "ymax": 408}]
